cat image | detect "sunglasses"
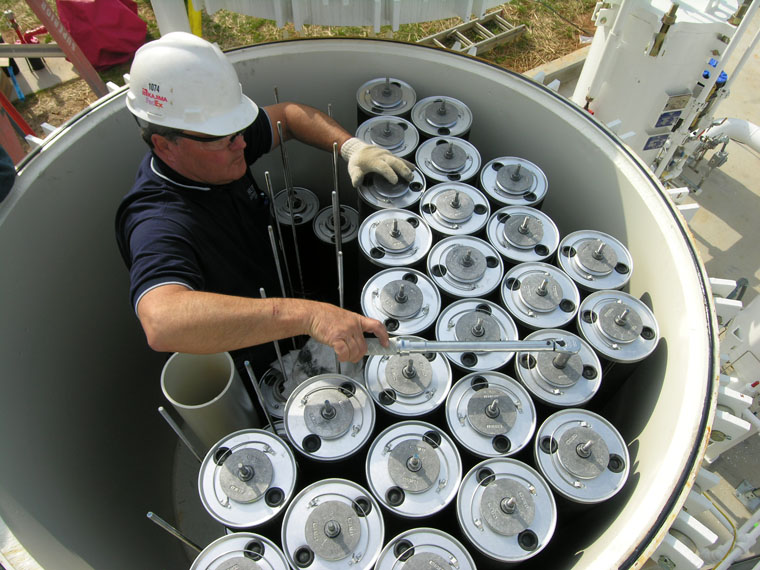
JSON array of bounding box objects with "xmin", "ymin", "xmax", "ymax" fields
[{"xmin": 174, "ymin": 128, "xmax": 246, "ymax": 150}]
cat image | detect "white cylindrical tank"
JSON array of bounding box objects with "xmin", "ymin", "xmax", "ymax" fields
[{"xmin": 0, "ymin": 39, "xmax": 718, "ymax": 569}]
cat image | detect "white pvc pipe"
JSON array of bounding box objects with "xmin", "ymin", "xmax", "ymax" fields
[
  {"xmin": 714, "ymin": 507, "xmax": 760, "ymax": 570},
  {"xmin": 160, "ymin": 352, "xmax": 260, "ymax": 451},
  {"xmin": 704, "ymin": 117, "xmax": 760, "ymax": 153}
]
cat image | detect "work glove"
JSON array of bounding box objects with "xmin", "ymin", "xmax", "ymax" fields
[{"xmin": 340, "ymin": 137, "xmax": 414, "ymax": 188}]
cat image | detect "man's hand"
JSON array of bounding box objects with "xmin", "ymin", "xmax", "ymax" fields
[
  {"xmin": 307, "ymin": 302, "xmax": 389, "ymax": 363},
  {"xmin": 340, "ymin": 137, "xmax": 414, "ymax": 187}
]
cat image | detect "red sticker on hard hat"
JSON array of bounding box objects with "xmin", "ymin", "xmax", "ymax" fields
[{"xmin": 142, "ymin": 86, "xmax": 167, "ymax": 109}]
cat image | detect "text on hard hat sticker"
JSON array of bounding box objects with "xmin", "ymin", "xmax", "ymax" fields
[{"xmin": 142, "ymin": 88, "xmax": 167, "ymax": 108}]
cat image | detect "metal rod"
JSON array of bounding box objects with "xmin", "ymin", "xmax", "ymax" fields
[
  {"xmin": 260, "ymin": 287, "xmax": 292, "ymax": 385},
  {"xmin": 146, "ymin": 512, "xmax": 203, "ymax": 553},
  {"xmin": 267, "ymin": 225, "xmax": 298, "ymax": 351},
  {"xmin": 157, "ymin": 406, "xmax": 203, "ymax": 463},
  {"xmin": 244, "ymin": 360, "xmax": 277, "ymax": 432},
  {"xmin": 273, "ymin": 86, "xmax": 280, "ymax": 104},
  {"xmin": 337, "ymin": 250, "xmax": 345, "ymax": 310},
  {"xmin": 331, "ymin": 190, "xmax": 343, "ymax": 298},
  {"xmin": 365, "ymin": 337, "xmax": 582, "ymax": 356},
  {"xmin": 276, "ymin": 120, "xmax": 306, "ymax": 298},
  {"xmin": 264, "ymin": 170, "xmax": 294, "ymax": 298}
]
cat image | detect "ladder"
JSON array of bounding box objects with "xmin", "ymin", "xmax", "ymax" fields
[{"xmin": 417, "ymin": 11, "xmax": 526, "ymax": 56}]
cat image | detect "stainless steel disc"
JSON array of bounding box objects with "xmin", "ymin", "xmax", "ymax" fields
[
  {"xmin": 431, "ymin": 141, "xmax": 468, "ymax": 172},
  {"xmin": 576, "ymin": 239, "xmax": 618, "ymax": 275},
  {"xmin": 219, "ymin": 448, "xmax": 274, "ymax": 504},
  {"xmin": 598, "ymin": 302, "xmax": 644, "ymax": 343},
  {"xmin": 424, "ymin": 99, "xmax": 459, "ymax": 128},
  {"xmin": 445, "ymin": 245, "xmax": 487, "ymax": 282},
  {"xmin": 369, "ymin": 120, "xmax": 406, "ymax": 148},
  {"xmin": 378, "ymin": 280, "xmax": 424, "ymax": 318},
  {"xmin": 411, "ymin": 95, "xmax": 473, "ymax": 138},
  {"xmin": 557, "ymin": 426, "xmax": 609, "ymax": 480},
  {"xmin": 454, "ymin": 310, "xmax": 501, "ymax": 341},
  {"xmin": 519, "ymin": 272, "xmax": 563, "ymax": 312},
  {"xmin": 387, "ymin": 439, "xmax": 440, "ymax": 492},
  {"xmin": 466, "ymin": 387, "xmax": 517, "ymax": 435},
  {"xmin": 480, "ymin": 478, "xmax": 535, "ymax": 536},
  {"xmin": 558, "ymin": 230, "xmax": 633, "ymax": 291},
  {"xmin": 303, "ymin": 389, "xmax": 354, "ymax": 439},
  {"xmin": 385, "ymin": 354, "xmax": 433, "ymax": 395},
  {"xmin": 376, "ymin": 218, "xmax": 417, "ymax": 252},
  {"xmin": 434, "ymin": 189, "xmax": 474, "ymax": 222},
  {"xmin": 503, "ymin": 214, "xmax": 544, "ymax": 248},
  {"xmin": 496, "ymin": 164, "xmax": 536, "ymax": 195},
  {"xmin": 304, "ymin": 500, "xmax": 361, "ymax": 561},
  {"xmin": 480, "ymin": 157, "xmax": 548, "ymax": 207}
]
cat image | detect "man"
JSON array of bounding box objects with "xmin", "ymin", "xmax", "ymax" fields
[{"xmin": 116, "ymin": 32, "xmax": 411, "ymax": 372}]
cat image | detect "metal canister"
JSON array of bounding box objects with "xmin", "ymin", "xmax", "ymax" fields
[
  {"xmin": 486, "ymin": 206, "xmax": 560, "ymax": 266},
  {"xmin": 191, "ymin": 532, "xmax": 289, "ymax": 570},
  {"xmin": 514, "ymin": 329, "xmax": 602, "ymax": 408},
  {"xmin": 576, "ymin": 290, "xmax": 659, "ymax": 363},
  {"xmin": 356, "ymin": 167, "xmax": 426, "ymax": 219},
  {"xmin": 376, "ymin": 528, "xmax": 476, "ymax": 570},
  {"xmin": 557, "ymin": 230, "xmax": 634, "ymax": 292},
  {"xmin": 427, "ymin": 235, "xmax": 504, "ymax": 300},
  {"xmin": 198, "ymin": 429, "xmax": 297, "ymax": 531},
  {"xmin": 457, "ymin": 458, "xmax": 557, "ymax": 564},
  {"xmin": 435, "ymin": 298, "xmax": 519, "ymax": 372},
  {"xmin": 281, "ymin": 478, "xmax": 384, "ymax": 570},
  {"xmin": 273, "ymin": 186, "xmax": 322, "ymax": 298},
  {"xmin": 364, "ymin": 339, "xmax": 452, "ymax": 419},
  {"xmin": 501, "ymin": 262, "xmax": 580, "ymax": 331},
  {"xmin": 283, "ymin": 374, "xmax": 375, "ymax": 462},
  {"xmin": 357, "ymin": 209, "xmax": 433, "ymax": 278},
  {"xmin": 534, "ymin": 408, "xmax": 630, "ymax": 505},
  {"xmin": 355, "ymin": 116, "xmax": 419, "ymax": 159},
  {"xmin": 411, "ymin": 96, "xmax": 473, "ymax": 139},
  {"xmin": 419, "ymin": 182, "xmax": 490, "ymax": 238},
  {"xmin": 415, "ymin": 137, "xmax": 482, "ymax": 185},
  {"xmin": 312, "ymin": 204, "xmax": 361, "ymax": 310},
  {"xmin": 479, "ymin": 157, "xmax": 548, "ymax": 208},
  {"xmin": 445, "ymin": 372, "xmax": 536, "ymax": 459},
  {"xmin": 259, "ymin": 367, "xmax": 289, "ymax": 420},
  {"xmin": 365, "ymin": 421, "xmax": 462, "ymax": 520},
  {"xmin": 356, "ymin": 76, "xmax": 416, "ymax": 122},
  {"xmin": 360, "ymin": 268, "xmax": 441, "ymax": 335}
]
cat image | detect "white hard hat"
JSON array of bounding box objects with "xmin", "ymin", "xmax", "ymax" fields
[{"xmin": 126, "ymin": 32, "xmax": 258, "ymax": 135}]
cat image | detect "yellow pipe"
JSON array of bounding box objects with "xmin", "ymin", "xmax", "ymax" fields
[{"xmin": 187, "ymin": 0, "xmax": 203, "ymax": 36}]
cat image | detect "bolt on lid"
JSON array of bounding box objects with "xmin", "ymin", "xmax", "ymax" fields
[
  {"xmin": 283, "ymin": 375, "xmax": 375, "ymax": 461},
  {"xmin": 557, "ymin": 230, "xmax": 633, "ymax": 291},
  {"xmin": 446, "ymin": 371, "xmax": 536, "ymax": 458},
  {"xmin": 360, "ymin": 268, "xmax": 441, "ymax": 335},
  {"xmin": 487, "ymin": 206, "xmax": 560, "ymax": 264},
  {"xmin": 435, "ymin": 298, "xmax": 519, "ymax": 371},
  {"xmin": 198, "ymin": 429, "xmax": 297, "ymax": 529},
  {"xmin": 358, "ymin": 209, "xmax": 433, "ymax": 268},
  {"xmin": 480, "ymin": 157, "xmax": 548, "ymax": 207},
  {"xmin": 365, "ymin": 420, "xmax": 462, "ymax": 518},
  {"xmin": 411, "ymin": 95, "xmax": 473, "ymax": 138},
  {"xmin": 427, "ymin": 236, "xmax": 504, "ymax": 298},
  {"xmin": 364, "ymin": 334, "xmax": 452, "ymax": 417},
  {"xmin": 534, "ymin": 408, "xmax": 630, "ymax": 504},
  {"xmin": 577, "ymin": 290, "xmax": 659, "ymax": 363},
  {"xmin": 501, "ymin": 262, "xmax": 580, "ymax": 330},
  {"xmin": 416, "ymin": 137, "xmax": 481, "ymax": 183},
  {"xmin": 313, "ymin": 205, "xmax": 359, "ymax": 245},
  {"xmin": 375, "ymin": 528, "xmax": 476, "ymax": 570},
  {"xmin": 357, "ymin": 77, "xmax": 416, "ymax": 117},
  {"xmin": 190, "ymin": 532, "xmax": 289, "ymax": 570},
  {"xmin": 457, "ymin": 458, "xmax": 556, "ymax": 563},
  {"xmin": 419, "ymin": 182, "xmax": 490, "ymax": 236},
  {"xmin": 281, "ymin": 478, "xmax": 384, "ymax": 570},
  {"xmin": 357, "ymin": 167, "xmax": 426, "ymax": 211},
  {"xmin": 355, "ymin": 116, "xmax": 419, "ymax": 159},
  {"xmin": 515, "ymin": 329, "xmax": 602, "ymax": 407}
]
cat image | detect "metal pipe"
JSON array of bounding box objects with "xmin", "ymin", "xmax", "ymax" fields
[
  {"xmin": 276, "ymin": 120, "xmax": 306, "ymax": 298},
  {"xmin": 259, "ymin": 287, "xmax": 291, "ymax": 386},
  {"xmin": 264, "ymin": 170, "xmax": 294, "ymax": 298},
  {"xmin": 244, "ymin": 360, "xmax": 277, "ymax": 432},
  {"xmin": 145, "ymin": 512, "xmax": 202, "ymax": 553},
  {"xmin": 365, "ymin": 336, "xmax": 582, "ymax": 356},
  {"xmin": 267, "ymin": 225, "xmax": 297, "ymax": 351},
  {"xmin": 157, "ymin": 406, "xmax": 203, "ymax": 463}
]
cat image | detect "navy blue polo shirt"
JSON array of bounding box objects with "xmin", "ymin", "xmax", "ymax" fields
[{"xmin": 116, "ymin": 111, "xmax": 280, "ymax": 370}]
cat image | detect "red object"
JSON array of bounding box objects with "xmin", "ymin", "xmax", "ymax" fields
[{"xmin": 55, "ymin": 0, "xmax": 147, "ymax": 70}]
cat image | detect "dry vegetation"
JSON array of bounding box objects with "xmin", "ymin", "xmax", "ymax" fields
[{"xmin": 4, "ymin": 0, "xmax": 595, "ymax": 139}]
